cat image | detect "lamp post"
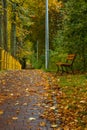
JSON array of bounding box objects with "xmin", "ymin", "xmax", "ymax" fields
[{"xmin": 45, "ymin": 0, "xmax": 49, "ymax": 69}]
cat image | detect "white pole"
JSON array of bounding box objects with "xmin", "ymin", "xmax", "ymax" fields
[{"xmin": 45, "ymin": 0, "xmax": 49, "ymax": 69}]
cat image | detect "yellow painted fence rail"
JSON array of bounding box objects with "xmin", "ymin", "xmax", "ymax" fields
[{"xmin": 0, "ymin": 47, "xmax": 21, "ymax": 70}]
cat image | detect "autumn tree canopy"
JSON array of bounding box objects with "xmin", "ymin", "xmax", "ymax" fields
[{"xmin": 1, "ymin": 0, "xmax": 87, "ymax": 71}]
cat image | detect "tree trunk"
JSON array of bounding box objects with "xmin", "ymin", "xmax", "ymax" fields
[
  {"xmin": 10, "ymin": 3, "xmax": 16, "ymax": 57},
  {"xmin": 0, "ymin": 1, "xmax": 3, "ymax": 69},
  {"xmin": 0, "ymin": 1, "xmax": 3, "ymax": 48},
  {"xmin": 2, "ymin": 0, "xmax": 8, "ymax": 51}
]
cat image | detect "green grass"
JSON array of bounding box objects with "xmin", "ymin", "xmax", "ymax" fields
[
  {"xmin": 57, "ymin": 74, "xmax": 87, "ymax": 98},
  {"xmin": 58, "ymin": 74, "xmax": 87, "ymax": 88},
  {"xmin": 56, "ymin": 74, "xmax": 87, "ymax": 128}
]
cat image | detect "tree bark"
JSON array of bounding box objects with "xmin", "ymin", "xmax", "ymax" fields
[
  {"xmin": 2, "ymin": 0, "xmax": 8, "ymax": 51},
  {"xmin": 0, "ymin": 1, "xmax": 3, "ymax": 48},
  {"xmin": 10, "ymin": 3, "xmax": 16, "ymax": 57}
]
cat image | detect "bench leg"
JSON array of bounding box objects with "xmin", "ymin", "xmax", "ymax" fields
[
  {"xmin": 65, "ymin": 66, "xmax": 74, "ymax": 74},
  {"xmin": 65, "ymin": 66, "xmax": 68, "ymax": 73},
  {"xmin": 56, "ymin": 65, "xmax": 74, "ymax": 75},
  {"xmin": 56, "ymin": 65, "xmax": 63, "ymax": 75},
  {"xmin": 61, "ymin": 66, "xmax": 64, "ymax": 74},
  {"xmin": 70, "ymin": 66, "xmax": 74, "ymax": 74},
  {"xmin": 56, "ymin": 65, "xmax": 59, "ymax": 74}
]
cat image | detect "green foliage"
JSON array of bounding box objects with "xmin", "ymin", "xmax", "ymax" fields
[
  {"xmin": 32, "ymin": 60, "xmax": 42, "ymax": 69},
  {"xmin": 49, "ymin": 30, "xmax": 68, "ymax": 71},
  {"xmin": 31, "ymin": 53, "xmax": 45, "ymax": 69},
  {"xmin": 3, "ymin": 0, "xmax": 64, "ymax": 70},
  {"xmin": 63, "ymin": 0, "xmax": 87, "ymax": 70},
  {"xmin": 3, "ymin": 0, "xmax": 87, "ymax": 72},
  {"xmin": 16, "ymin": 41, "xmax": 33, "ymax": 68},
  {"xmin": 52, "ymin": 0, "xmax": 87, "ymax": 71}
]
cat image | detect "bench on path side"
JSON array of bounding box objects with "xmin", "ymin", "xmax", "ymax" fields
[{"xmin": 56, "ymin": 54, "xmax": 76, "ymax": 74}]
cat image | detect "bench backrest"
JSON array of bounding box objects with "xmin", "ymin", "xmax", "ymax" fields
[{"xmin": 66, "ymin": 54, "xmax": 76, "ymax": 65}]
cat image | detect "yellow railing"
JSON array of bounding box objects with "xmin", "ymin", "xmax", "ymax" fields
[{"xmin": 0, "ymin": 47, "xmax": 21, "ymax": 70}]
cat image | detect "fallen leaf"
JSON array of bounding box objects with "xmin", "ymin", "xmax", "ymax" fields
[
  {"xmin": 26, "ymin": 88, "xmax": 29, "ymax": 91},
  {"xmin": 39, "ymin": 121, "xmax": 46, "ymax": 127},
  {"xmin": 0, "ymin": 110, "xmax": 4, "ymax": 115},
  {"xmin": 12, "ymin": 117, "xmax": 18, "ymax": 120},
  {"xmin": 28, "ymin": 117, "xmax": 36, "ymax": 121},
  {"xmin": 80, "ymin": 100, "xmax": 86, "ymax": 103},
  {"xmin": 45, "ymin": 105, "xmax": 49, "ymax": 108},
  {"xmin": 50, "ymin": 106, "xmax": 56, "ymax": 110},
  {"xmin": 23, "ymin": 103, "xmax": 28, "ymax": 106},
  {"xmin": 51, "ymin": 124, "xmax": 58, "ymax": 128},
  {"xmin": 16, "ymin": 109, "xmax": 20, "ymax": 114},
  {"xmin": 15, "ymin": 101, "xmax": 19, "ymax": 105},
  {"xmin": 10, "ymin": 93, "xmax": 14, "ymax": 96},
  {"xmin": 56, "ymin": 127, "xmax": 62, "ymax": 130},
  {"xmin": 63, "ymin": 126, "xmax": 70, "ymax": 130}
]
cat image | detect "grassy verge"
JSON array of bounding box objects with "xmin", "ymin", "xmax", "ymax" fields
[{"xmin": 56, "ymin": 74, "xmax": 87, "ymax": 129}]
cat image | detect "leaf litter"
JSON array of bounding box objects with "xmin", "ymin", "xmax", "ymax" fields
[{"xmin": 0, "ymin": 70, "xmax": 87, "ymax": 129}]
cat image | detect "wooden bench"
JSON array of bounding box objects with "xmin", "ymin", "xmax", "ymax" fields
[{"xmin": 56, "ymin": 54, "xmax": 76, "ymax": 74}]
